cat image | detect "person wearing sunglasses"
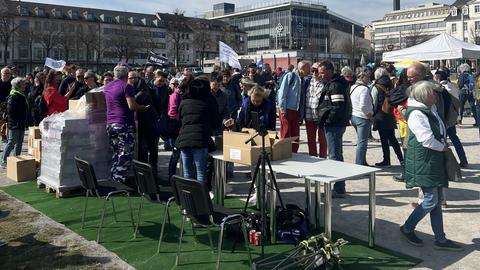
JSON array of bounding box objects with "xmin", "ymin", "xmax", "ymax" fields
[{"xmin": 65, "ymin": 69, "xmax": 87, "ymax": 100}]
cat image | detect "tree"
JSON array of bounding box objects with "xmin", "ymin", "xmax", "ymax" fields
[
  {"xmin": 0, "ymin": 3, "xmax": 18, "ymax": 66},
  {"xmin": 78, "ymin": 25, "xmax": 96, "ymax": 67},
  {"xmin": 36, "ymin": 29, "xmax": 61, "ymax": 58},
  {"xmin": 91, "ymin": 25, "xmax": 108, "ymax": 71},
  {"xmin": 106, "ymin": 26, "xmax": 138, "ymax": 63},
  {"xmin": 469, "ymin": 26, "xmax": 480, "ymax": 45},
  {"xmin": 193, "ymin": 25, "xmax": 213, "ymax": 67},
  {"xmin": 404, "ymin": 24, "xmax": 425, "ymax": 47},
  {"xmin": 16, "ymin": 26, "xmax": 35, "ymax": 71},
  {"xmin": 58, "ymin": 31, "xmax": 77, "ymax": 62}
]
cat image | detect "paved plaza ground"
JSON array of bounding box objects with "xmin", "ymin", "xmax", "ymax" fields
[{"xmin": 0, "ymin": 117, "xmax": 479, "ymax": 269}]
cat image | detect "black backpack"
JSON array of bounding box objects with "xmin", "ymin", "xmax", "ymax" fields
[{"xmin": 32, "ymin": 95, "xmax": 48, "ymax": 125}]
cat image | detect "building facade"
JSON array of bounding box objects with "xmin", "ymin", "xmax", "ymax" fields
[
  {"xmin": 445, "ymin": 0, "xmax": 480, "ymax": 45},
  {"xmin": 372, "ymin": 3, "xmax": 451, "ymax": 60},
  {"xmin": 0, "ymin": 0, "xmax": 246, "ymax": 72},
  {"xmin": 205, "ymin": 0, "xmax": 369, "ymax": 68}
]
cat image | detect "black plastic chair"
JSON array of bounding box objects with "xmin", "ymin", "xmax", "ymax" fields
[
  {"xmin": 74, "ymin": 156, "xmax": 135, "ymax": 243},
  {"xmin": 132, "ymin": 160, "xmax": 175, "ymax": 253},
  {"xmin": 171, "ymin": 175, "xmax": 252, "ymax": 270}
]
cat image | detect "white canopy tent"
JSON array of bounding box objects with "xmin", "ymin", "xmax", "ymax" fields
[{"xmin": 382, "ymin": 33, "xmax": 480, "ymax": 62}]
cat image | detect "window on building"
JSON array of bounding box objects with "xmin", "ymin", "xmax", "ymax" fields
[
  {"xmin": 476, "ymin": 21, "xmax": 480, "ymax": 30},
  {"xmin": 18, "ymin": 47, "xmax": 29, "ymax": 59},
  {"xmin": 463, "ymin": 6, "xmax": 469, "ymax": 15},
  {"xmin": 451, "ymin": 7, "xmax": 457, "ymax": 17},
  {"xmin": 476, "ymin": 5, "xmax": 480, "ymax": 13},
  {"xmin": 34, "ymin": 21, "xmax": 41, "ymax": 30},
  {"xmin": 33, "ymin": 48, "xmax": 43, "ymax": 60},
  {"xmin": 464, "ymin": 37, "xmax": 469, "ymax": 42},
  {"xmin": 464, "ymin": 22, "xmax": 468, "ymax": 31},
  {"xmin": 452, "ymin": 23, "xmax": 457, "ymax": 32},
  {"xmin": 19, "ymin": 20, "xmax": 29, "ymax": 31}
]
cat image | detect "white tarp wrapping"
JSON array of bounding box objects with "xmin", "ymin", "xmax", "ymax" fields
[{"xmin": 382, "ymin": 33, "xmax": 480, "ymax": 61}]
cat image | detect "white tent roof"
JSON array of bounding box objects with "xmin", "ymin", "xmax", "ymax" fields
[{"xmin": 382, "ymin": 33, "xmax": 480, "ymax": 61}]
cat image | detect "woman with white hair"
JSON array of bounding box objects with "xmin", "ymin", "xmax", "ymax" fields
[
  {"xmin": 400, "ymin": 81, "xmax": 462, "ymax": 251},
  {"xmin": 1, "ymin": 77, "xmax": 28, "ymax": 167}
]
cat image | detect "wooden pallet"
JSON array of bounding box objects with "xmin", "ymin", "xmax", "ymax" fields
[{"xmin": 36, "ymin": 181, "xmax": 84, "ymax": 198}]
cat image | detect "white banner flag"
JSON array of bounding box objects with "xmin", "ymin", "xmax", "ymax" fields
[
  {"xmin": 44, "ymin": 57, "xmax": 66, "ymax": 71},
  {"xmin": 219, "ymin": 41, "xmax": 241, "ymax": 70}
]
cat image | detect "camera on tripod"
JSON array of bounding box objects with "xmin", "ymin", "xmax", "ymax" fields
[{"xmin": 250, "ymin": 111, "xmax": 268, "ymax": 136}]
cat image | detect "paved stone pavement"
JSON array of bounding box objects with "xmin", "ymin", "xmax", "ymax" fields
[{"xmin": 1, "ymin": 117, "xmax": 479, "ymax": 269}]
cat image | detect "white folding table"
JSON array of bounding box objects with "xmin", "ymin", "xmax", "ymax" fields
[{"xmin": 210, "ymin": 151, "xmax": 380, "ymax": 247}]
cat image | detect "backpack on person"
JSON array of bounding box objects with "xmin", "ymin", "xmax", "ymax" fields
[{"xmin": 375, "ymin": 84, "xmax": 393, "ymax": 114}]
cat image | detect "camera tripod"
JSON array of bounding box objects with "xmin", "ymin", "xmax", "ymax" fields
[{"xmin": 243, "ymin": 127, "xmax": 285, "ymax": 257}]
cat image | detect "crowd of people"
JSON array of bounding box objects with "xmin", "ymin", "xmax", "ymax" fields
[{"xmin": 1, "ymin": 58, "xmax": 477, "ymax": 252}]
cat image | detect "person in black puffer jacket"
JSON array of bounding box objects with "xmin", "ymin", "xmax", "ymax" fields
[
  {"xmin": 176, "ymin": 77, "xmax": 220, "ymax": 182},
  {"xmin": 1, "ymin": 77, "xmax": 28, "ymax": 166},
  {"xmin": 372, "ymin": 73, "xmax": 403, "ymax": 167}
]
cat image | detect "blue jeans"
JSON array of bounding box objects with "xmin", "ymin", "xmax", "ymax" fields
[
  {"xmin": 181, "ymin": 147, "xmax": 209, "ymax": 182},
  {"xmin": 325, "ymin": 126, "xmax": 346, "ymax": 193},
  {"xmin": 459, "ymin": 92, "xmax": 478, "ymax": 125},
  {"xmin": 404, "ymin": 187, "xmax": 446, "ymax": 242},
  {"xmin": 476, "ymin": 100, "xmax": 480, "ymax": 127},
  {"xmin": 2, "ymin": 129, "xmax": 25, "ymax": 163},
  {"xmin": 351, "ymin": 116, "xmax": 371, "ymax": 165},
  {"xmin": 446, "ymin": 126, "xmax": 467, "ymax": 164},
  {"xmin": 168, "ymin": 138, "xmax": 180, "ymax": 178}
]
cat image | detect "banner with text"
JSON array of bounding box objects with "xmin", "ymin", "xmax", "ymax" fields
[
  {"xmin": 44, "ymin": 57, "xmax": 66, "ymax": 71},
  {"xmin": 219, "ymin": 41, "xmax": 241, "ymax": 70},
  {"xmin": 147, "ymin": 51, "xmax": 168, "ymax": 65}
]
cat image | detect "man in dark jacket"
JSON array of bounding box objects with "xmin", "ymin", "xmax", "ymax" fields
[
  {"xmin": 58, "ymin": 64, "xmax": 77, "ymax": 96},
  {"xmin": 152, "ymin": 70, "xmax": 172, "ymax": 150},
  {"xmin": 65, "ymin": 69, "xmax": 87, "ymax": 100},
  {"xmin": 0, "ymin": 67, "xmax": 12, "ymax": 104},
  {"xmin": 211, "ymin": 79, "xmax": 229, "ymax": 136},
  {"xmin": 317, "ymin": 60, "xmax": 351, "ymax": 198},
  {"xmin": 1, "ymin": 77, "xmax": 28, "ymax": 166},
  {"xmin": 133, "ymin": 71, "xmax": 161, "ymax": 176}
]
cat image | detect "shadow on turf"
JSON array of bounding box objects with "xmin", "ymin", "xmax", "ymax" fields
[{"xmin": 0, "ymin": 233, "xmax": 113, "ymax": 268}]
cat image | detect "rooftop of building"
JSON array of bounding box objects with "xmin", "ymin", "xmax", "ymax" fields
[
  {"xmin": 204, "ymin": 0, "xmax": 363, "ymax": 27},
  {"xmin": 3, "ymin": 0, "xmax": 163, "ymax": 28}
]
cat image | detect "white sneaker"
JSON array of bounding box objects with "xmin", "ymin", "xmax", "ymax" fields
[{"xmin": 209, "ymin": 192, "xmax": 214, "ymax": 200}]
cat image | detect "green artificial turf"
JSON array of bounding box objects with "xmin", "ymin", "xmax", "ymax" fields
[{"xmin": 2, "ymin": 182, "xmax": 420, "ymax": 270}]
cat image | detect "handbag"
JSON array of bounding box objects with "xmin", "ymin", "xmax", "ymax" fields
[{"xmin": 444, "ymin": 148, "xmax": 461, "ymax": 182}]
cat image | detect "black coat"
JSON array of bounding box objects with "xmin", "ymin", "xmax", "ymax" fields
[
  {"xmin": 373, "ymin": 76, "xmax": 396, "ymax": 130},
  {"xmin": 175, "ymin": 95, "xmax": 220, "ymax": 149},
  {"xmin": 7, "ymin": 92, "xmax": 28, "ymax": 130}
]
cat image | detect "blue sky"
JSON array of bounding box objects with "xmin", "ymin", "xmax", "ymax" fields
[{"xmin": 26, "ymin": 0, "xmax": 453, "ymax": 25}]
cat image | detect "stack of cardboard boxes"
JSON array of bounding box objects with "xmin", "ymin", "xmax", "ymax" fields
[
  {"xmin": 6, "ymin": 127, "xmax": 41, "ymax": 182},
  {"xmin": 27, "ymin": 127, "xmax": 42, "ymax": 164},
  {"xmin": 37, "ymin": 89, "xmax": 111, "ymax": 194}
]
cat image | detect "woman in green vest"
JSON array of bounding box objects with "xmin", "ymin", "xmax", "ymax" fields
[{"xmin": 399, "ymin": 81, "xmax": 463, "ymax": 251}]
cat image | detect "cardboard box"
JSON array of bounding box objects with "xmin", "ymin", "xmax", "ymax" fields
[
  {"xmin": 28, "ymin": 147, "xmax": 35, "ymax": 156},
  {"xmin": 241, "ymin": 129, "xmax": 298, "ymax": 161},
  {"xmin": 34, "ymin": 148, "xmax": 41, "ymax": 162},
  {"xmin": 223, "ymin": 131, "xmax": 266, "ymax": 166},
  {"xmin": 33, "ymin": 139, "xmax": 42, "ymax": 149},
  {"xmin": 29, "ymin": 127, "xmax": 41, "ymax": 139},
  {"xmin": 85, "ymin": 91, "xmax": 106, "ymax": 111},
  {"xmin": 7, "ymin": 155, "xmax": 37, "ymax": 182},
  {"xmin": 68, "ymin": 99, "xmax": 85, "ymax": 111}
]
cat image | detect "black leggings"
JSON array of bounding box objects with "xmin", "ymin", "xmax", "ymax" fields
[{"xmin": 378, "ymin": 128, "xmax": 403, "ymax": 163}]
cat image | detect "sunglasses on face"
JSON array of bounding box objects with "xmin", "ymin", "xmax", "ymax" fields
[{"xmin": 311, "ymin": 68, "xmax": 319, "ymax": 73}]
